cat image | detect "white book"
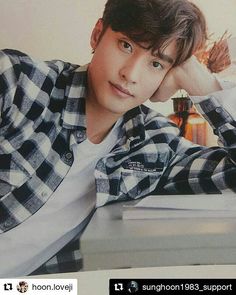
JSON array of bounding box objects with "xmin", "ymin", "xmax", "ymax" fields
[{"xmin": 122, "ymin": 194, "xmax": 236, "ymax": 220}]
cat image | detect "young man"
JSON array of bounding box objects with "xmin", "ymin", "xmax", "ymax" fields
[{"xmin": 0, "ymin": 0, "xmax": 235, "ymax": 276}]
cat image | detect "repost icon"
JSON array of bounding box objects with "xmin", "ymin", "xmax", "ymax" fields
[{"xmin": 4, "ymin": 283, "xmax": 13, "ymax": 291}]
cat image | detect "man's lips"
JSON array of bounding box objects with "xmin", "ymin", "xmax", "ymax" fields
[{"xmin": 109, "ymin": 82, "xmax": 134, "ymax": 98}]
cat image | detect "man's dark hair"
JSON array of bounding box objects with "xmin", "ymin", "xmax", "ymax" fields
[{"xmin": 101, "ymin": 0, "xmax": 207, "ymax": 66}]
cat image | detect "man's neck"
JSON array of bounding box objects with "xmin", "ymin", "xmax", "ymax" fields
[{"xmin": 86, "ymin": 99, "xmax": 121, "ymax": 144}]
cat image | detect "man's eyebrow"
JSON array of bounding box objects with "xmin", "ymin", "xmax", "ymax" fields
[{"xmin": 153, "ymin": 52, "xmax": 175, "ymax": 64}]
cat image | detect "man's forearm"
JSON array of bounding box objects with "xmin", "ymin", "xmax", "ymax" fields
[
  {"xmin": 150, "ymin": 56, "xmax": 223, "ymax": 102},
  {"xmin": 175, "ymin": 56, "xmax": 222, "ymax": 96}
]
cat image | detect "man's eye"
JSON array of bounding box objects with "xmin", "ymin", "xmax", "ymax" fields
[
  {"xmin": 119, "ymin": 40, "xmax": 132, "ymax": 53},
  {"xmin": 152, "ymin": 61, "xmax": 163, "ymax": 70}
]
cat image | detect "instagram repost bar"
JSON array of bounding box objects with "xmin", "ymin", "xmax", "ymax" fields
[
  {"xmin": 110, "ymin": 279, "xmax": 235, "ymax": 295},
  {"xmin": 0, "ymin": 279, "xmax": 77, "ymax": 295}
]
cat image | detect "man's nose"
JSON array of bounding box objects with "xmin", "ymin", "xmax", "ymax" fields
[{"xmin": 119, "ymin": 58, "xmax": 142, "ymax": 84}]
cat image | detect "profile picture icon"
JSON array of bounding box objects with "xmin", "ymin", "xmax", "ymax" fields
[
  {"xmin": 16, "ymin": 281, "xmax": 29, "ymax": 293},
  {"xmin": 127, "ymin": 280, "xmax": 139, "ymax": 293}
]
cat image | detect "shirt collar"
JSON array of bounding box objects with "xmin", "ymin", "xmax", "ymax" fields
[{"xmin": 61, "ymin": 64, "xmax": 88, "ymax": 131}]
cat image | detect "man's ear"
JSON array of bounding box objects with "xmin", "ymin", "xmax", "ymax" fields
[{"xmin": 90, "ymin": 18, "xmax": 104, "ymax": 51}]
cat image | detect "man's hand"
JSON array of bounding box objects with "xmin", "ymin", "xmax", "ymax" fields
[{"xmin": 150, "ymin": 56, "xmax": 222, "ymax": 102}]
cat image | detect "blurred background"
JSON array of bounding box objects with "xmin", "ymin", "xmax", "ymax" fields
[{"xmin": 0, "ymin": 0, "xmax": 236, "ymax": 144}]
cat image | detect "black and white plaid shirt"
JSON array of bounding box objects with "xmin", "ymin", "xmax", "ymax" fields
[{"xmin": 0, "ymin": 49, "xmax": 236, "ymax": 274}]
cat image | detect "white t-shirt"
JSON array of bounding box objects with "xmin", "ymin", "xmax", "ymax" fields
[{"xmin": 0, "ymin": 119, "xmax": 121, "ymax": 277}]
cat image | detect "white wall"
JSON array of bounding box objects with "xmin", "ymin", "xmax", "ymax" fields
[
  {"xmin": 0, "ymin": 0, "xmax": 236, "ymax": 116},
  {"xmin": 192, "ymin": 0, "xmax": 236, "ymax": 39},
  {"xmin": 0, "ymin": 0, "xmax": 105, "ymax": 63}
]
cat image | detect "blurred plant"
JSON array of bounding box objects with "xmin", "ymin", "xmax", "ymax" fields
[{"xmin": 195, "ymin": 30, "xmax": 231, "ymax": 73}]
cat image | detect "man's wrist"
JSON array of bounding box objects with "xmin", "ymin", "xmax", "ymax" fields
[{"xmin": 187, "ymin": 75, "xmax": 222, "ymax": 96}]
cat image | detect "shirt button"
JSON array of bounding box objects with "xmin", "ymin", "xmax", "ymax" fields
[
  {"xmin": 96, "ymin": 172, "xmax": 103, "ymax": 178},
  {"xmin": 65, "ymin": 152, "xmax": 73, "ymax": 160},
  {"xmin": 77, "ymin": 131, "xmax": 86, "ymax": 141},
  {"xmin": 41, "ymin": 191, "xmax": 48, "ymax": 198},
  {"xmin": 215, "ymin": 107, "xmax": 222, "ymax": 113},
  {"xmin": 4, "ymin": 219, "xmax": 14, "ymax": 228},
  {"xmin": 62, "ymin": 152, "xmax": 73, "ymax": 165}
]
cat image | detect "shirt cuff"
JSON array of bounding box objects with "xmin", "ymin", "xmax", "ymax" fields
[{"xmin": 190, "ymin": 76, "xmax": 236, "ymax": 119}]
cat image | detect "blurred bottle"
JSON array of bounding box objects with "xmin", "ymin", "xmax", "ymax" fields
[{"xmin": 168, "ymin": 96, "xmax": 207, "ymax": 145}]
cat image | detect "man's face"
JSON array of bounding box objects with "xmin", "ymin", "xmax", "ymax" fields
[{"xmin": 87, "ymin": 20, "xmax": 176, "ymax": 117}]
